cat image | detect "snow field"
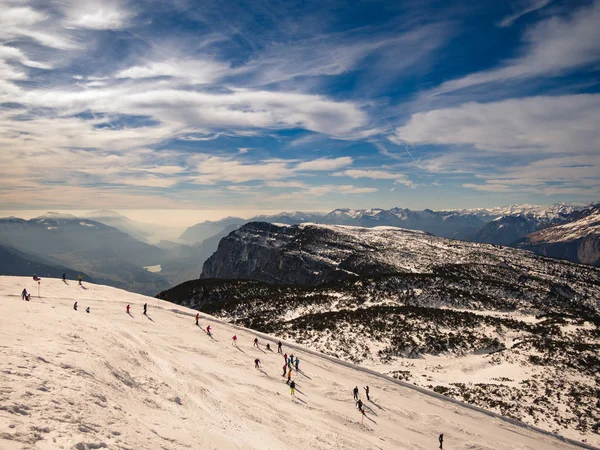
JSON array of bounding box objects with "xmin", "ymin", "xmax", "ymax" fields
[{"xmin": 0, "ymin": 277, "xmax": 588, "ymax": 450}]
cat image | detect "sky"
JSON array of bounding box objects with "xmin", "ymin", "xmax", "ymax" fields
[{"xmin": 1, "ymin": 0, "xmax": 599, "ymax": 213}]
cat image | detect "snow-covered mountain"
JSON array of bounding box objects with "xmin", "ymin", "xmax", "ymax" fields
[
  {"xmin": 456, "ymin": 203, "xmax": 588, "ymax": 220},
  {"xmin": 0, "ymin": 276, "xmax": 591, "ymax": 449},
  {"xmin": 518, "ymin": 207, "xmax": 600, "ymax": 266},
  {"xmin": 191, "ymin": 222, "xmax": 600, "ymax": 441}
]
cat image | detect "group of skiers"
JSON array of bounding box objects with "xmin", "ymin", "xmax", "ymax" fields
[
  {"xmin": 17, "ymin": 277, "xmax": 445, "ymax": 446},
  {"xmin": 21, "ymin": 272, "xmax": 84, "ymax": 302}
]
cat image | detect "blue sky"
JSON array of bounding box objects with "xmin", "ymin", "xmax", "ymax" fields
[{"xmin": 1, "ymin": 0, "xmax": 599, "ymax": 212}]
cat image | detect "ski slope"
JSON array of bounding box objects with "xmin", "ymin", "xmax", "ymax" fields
[{"xmin": 0, "ymin": 277, "xmax": 592, "ymax": 450}]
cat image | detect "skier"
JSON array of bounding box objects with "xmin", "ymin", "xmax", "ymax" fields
[
  {"xmin": 86, "ymin": 307, "xmax": 90, "ymax": 313},
  {"xmin": 282, "ymin": 363, "xmax": 287, "ymax": 376},
  {"xmin": 357, "ymin": 399, "xmax": 363, "ymax": 412},
  {"xmin": 283, "ymin": 353, "xmax": 288, "ymax": 363},
  {"xmin": 287, "ymin": 368, "xmax": 292, "ymax": 384},
  {"xmin": 21, "ymin": 288, "xmax": 27, "ymax": 300},
  {"xmin": 353, "ymin": 386, "xmax": 359, "ymax": 401},
  {"xmin": 364, "ymin": 385, "xmax": 370, "ymax": 401},
  {"xmin": 62, "ymin": 273, "xmax": 66, "ymax": 282},
  {"xmin": 195, "ymin": 313, "xmax": 199, "ymax": 326},
  {"xmin": 33, "ymin": 274, "xmax": 40, "ymax": 281},
  {"xmin": 253, "ymin": 337, "xmax": 259, "ymax": 348},
  {"xmin": 73, "ymin": 301, "xmax": 78, "ymax": 311},
  {"xmin": 295, "ymin": 357, "xmax": 300, "ymax": 371},
  {"xmin": 26, "ymin": 293, "xmax": 31, "ymax": 301},
  {"xmin": 143, "ymin": 303, "xmax": 147, "ymax": 315},
  {"xmin": 290, "ymin": 380, "xmax": 296, "ymax": 396},
  {"xmin": 126, "ymin": 304, "xmax": 130, "ymax": 314},
  {"xmin": 266, "ymin": 343, "xmax": 271, "ymax": 351},
  {"xmin": 77, "ymin": 274, "xmax": 83, "ymax": 285},
  {"xmin": 206, "ymin": 325, "xmax": 211, "ymax": 336},
  {"xmin": 277, "ymin": 341, "xmax": 282, "ymax": 353},
  {"xmin": 439, "ymin": 434, "xmax": 444, "ymax": 449},
  {"xmin": 232, "ymin": 335, "xmax": 237, "ymax": 346},
  {"xmin": 254, "ymin": 358, "xmax": 261, "ymax": 369}
]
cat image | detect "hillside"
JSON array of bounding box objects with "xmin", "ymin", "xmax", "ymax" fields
[
  {"xmin": 0, "ymin": 277, "xmax": 590, "ymax": 449},
  {"xmin": 519, "ymin": 208, "xmax": 600, "ymax": 266},
  {"xmin": 192, "ymin": 222, "xmax": 600, "ymax": 441}
]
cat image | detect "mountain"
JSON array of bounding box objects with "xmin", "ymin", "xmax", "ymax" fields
[
  {"xmin": 518, "ymin": 207, "xmax": 600, "ymax": 266},
  {"xmin": 182, "ymin": 204, "xmax": 593, "ymax": 252},
  {"xmin": 0, "ymin": 276, "xmax": 590, "ymax": 449},
  {"xmin": 0, "ymin": 245, "xmax": 91, "ymax": 281},
  {"xmin": 472, "ymin": 204, "xmax": 597, "ymax": 247},
  {"xmin": 160, "ymin": 223, "xmax": 243, "ymax": 286},
  {"xmin": 179, "ymin": 212, "xmax": 326, "ymax": 244},
  {"xmin": 455, "ymin": 203, "xmax": 587, "ymax": 220},
  {"xmin": 85, "ymin": 210, "xmax": 151, "ymax": 242},
  {"xmin": 0, "ymin": 213, "xmax": 169, "ymax": 295},
  {"xmin": 169, "ymin": 222, "xmax": 600, "ymax": 441},
  {"xmin": 472, "ymin": 214, "xmax": 546, "ymax": 246},
  {"xmin": 202, "ymin": 221, "xmax": 561, "ymax": 284},
  {"xmin": 179, "ymin": 217, "xmax": 245, "ymax": 243}
]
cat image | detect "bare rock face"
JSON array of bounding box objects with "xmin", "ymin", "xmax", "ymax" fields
[{"xmin": 201, "ymin": 222, "xmax": 401, "ymax": 285}]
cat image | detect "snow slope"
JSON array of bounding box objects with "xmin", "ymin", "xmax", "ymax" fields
[{"xmin": 0, "ymin": 277, "xmax": 592, "ymax": 450}]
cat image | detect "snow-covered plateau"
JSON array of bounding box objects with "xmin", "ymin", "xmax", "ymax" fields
[{"xmin": 0, "ymin": 276, "xmax": 594, "ymax": 449}]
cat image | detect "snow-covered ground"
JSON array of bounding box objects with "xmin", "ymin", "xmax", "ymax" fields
[{"xmin": 0, "ymin": 277, "xmax": 588, "ymax": 450}]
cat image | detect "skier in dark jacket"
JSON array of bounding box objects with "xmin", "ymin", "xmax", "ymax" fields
[
  {"xmin": 364, "ymin": 385, "xmax": 370, "ymax": 401},
  {"xmin": 357, "ymin": 399, "xmax": 363, "ymax": 412},
  {"xmin": 277, "ymin": 341, "xmax": 283, "ymax": 353},
  {"xmin": 21, "ymin": 288, "xmax": 27, "ymax": 300},
  {"xmin": 143, "ymin": 303, "xmax": 147, "ymax": 315},
  {"xmin": 254, "ymin": 358, "xmax": 261, "ymax": 369},
  {"xmin": 290, "ymin": 380, "xmax": 296, "ymax": 396},
  {"xmin": 73, "ymin": 301, "xmax": 78, "ymax": 311},
  {"xmin": 86, "ymin": 307, "xmax": 90, "ymax": 313},
  {"xmin": 253, "ymin": 337, "xmax": 259, "ymax": 348},
  {"xmin": 62, "ymin": 273, "xmax": 66, "ymax": 282},
  {"xmin": 195, "ymin": 313, "xmax": 199, "ymax": 325},
  {"xmin": 353, "ymin": 386, "xmax": 359, "ymax": 401},
  {"xmin": 439, "ymin": 433, "xmax": 444, "ymax": 449}
]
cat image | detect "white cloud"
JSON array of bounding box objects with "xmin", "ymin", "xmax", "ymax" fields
[
  {"xmin": 434, "ymin": 1, "xmax": 600, "ymax": 94},
  {"xmin": 65, "ymin": 2, "xmax": 132, "ymax": 30},
  {"xmin": 302, "ymin": 184, "xmax": 378, "ymax": 196},
  {"xmin": 265, "ymin": 181, "xmax": 309, "ymax": 188},
  {"xmin": 497, "ymin": 0, "xmax": 551, "ymax": 27},
  {"xmin": 15, "ymin": 86, "xmax": 368, "ymax": 138},
  {"xmin": 0, "ymin": 4, "xmax": 76, "ymax": 49},
  {"xmin": 295, "ymin": 157, "xmax": 353, "ymax": 171},
  {"xmin": 394, "ymin": 94, "xmax": 600, "ymax": 154},
  {"xmin": 238, "ymin": 148, "xmax": 250, "ymax": 154},
  {"xmin": 393, "ymin": 176, "xmax": 417, "ymax": 188},
  {"xmin": 116, "ymin": 60, "xmax": 229, "ymax": 84},
  {"xmin": 334, "ymin": 169, "xmax": 398, "ymax": 179}
]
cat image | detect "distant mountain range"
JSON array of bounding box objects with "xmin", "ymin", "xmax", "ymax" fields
[
  {"xmin": 1, "ymin": 203, "xmax": 598, "ymax": 296},
  {"xmin": 185, "ymin": 203, "xmax": 599, "ymax": 267}
]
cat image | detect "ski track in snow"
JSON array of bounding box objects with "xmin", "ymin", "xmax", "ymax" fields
[{"xmin": 0, "ymin": 276, "xmax": 594, "ymax": 450}]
